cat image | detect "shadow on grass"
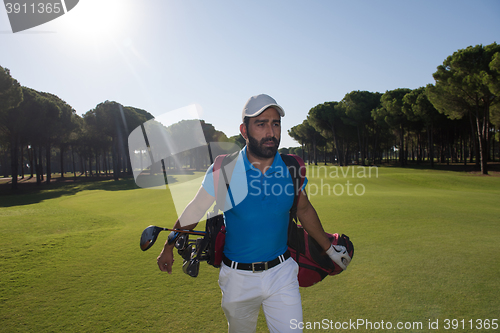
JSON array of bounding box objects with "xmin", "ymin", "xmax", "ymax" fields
[
  {"xmin": 0, "ymin": 176, "xmax": 158, "ymax": 207},
  {"xmin": 0, "ymin": 167, "xmax": 211, "ymax": 207}
]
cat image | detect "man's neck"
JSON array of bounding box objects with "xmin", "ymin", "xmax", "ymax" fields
[{"xmin": 245, "ymin": 148, "xmax": 275, "ymax": 174}]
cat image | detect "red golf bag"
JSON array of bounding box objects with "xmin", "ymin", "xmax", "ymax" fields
[{"xmin": 288, "ymin": 222, "xmax": 354, "ymax": 287}]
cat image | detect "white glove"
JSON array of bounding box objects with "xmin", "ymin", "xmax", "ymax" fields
[{"xmin": 326, "ymin": 244, "xmax": 351, "ymax": 270}]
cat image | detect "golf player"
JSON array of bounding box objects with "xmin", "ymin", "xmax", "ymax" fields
[{"xmin": 157, "ymin": 94, "xmax": 351, "ymax": 332}]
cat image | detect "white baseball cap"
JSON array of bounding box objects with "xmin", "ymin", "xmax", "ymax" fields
[{"xmin": 241, "ymin": 94, "xmax": 285, "ymax": 122}]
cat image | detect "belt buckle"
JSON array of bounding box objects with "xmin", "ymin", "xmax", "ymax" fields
[{"xmin": 251, "ymin": 261, "xmax": 268, "ymax": 273}]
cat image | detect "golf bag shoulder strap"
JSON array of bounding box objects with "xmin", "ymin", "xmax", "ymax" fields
[
  {"xmin": 280, "ymin": 154, "xmax": 306, "ymax": 218},
  {"xmin": 282, "ymin": 154, "xmax": 306, "ymax": 269},
  {"xmin": 201, "ymin": 151, "xmax": 238, "ymax": 268},
  {"xmin": 212, "ymin": 154, "xmax": 227, "ymax": 206},
  {"xmin": 213, "ymin": 151, "xmax": 239, "ymax": 212}
]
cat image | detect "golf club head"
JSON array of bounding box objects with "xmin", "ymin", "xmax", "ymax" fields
[
  {"xmin": 183, "ymin": 259, "xmax": 200, "ymax": 277},
  {"xmin": 140, "ymin": 225, "xmax": 163, "ymax": 251},
  {"xmin": 175, "ymin": 233, "xmax": 189, "ymax": 252},
  {"xmin": 181, "ymin": 244, "xmax": 194, "ymax": 261}
]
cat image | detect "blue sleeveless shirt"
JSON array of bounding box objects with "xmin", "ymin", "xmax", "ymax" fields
[{"xmin": 202, "ymin": 147, "xmax": 307, "ymax": 263}]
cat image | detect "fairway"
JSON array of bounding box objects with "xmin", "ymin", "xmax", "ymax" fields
[{"xmin": 1, "ymin": 167, "xmax": 499, "ymax": 333}]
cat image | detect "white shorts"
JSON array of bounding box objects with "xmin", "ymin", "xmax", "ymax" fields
[{"xmin": 218, "ymin": 257, "xmax": 303, "ymax": 333}]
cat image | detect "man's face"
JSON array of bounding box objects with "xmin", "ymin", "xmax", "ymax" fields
[{"xmin": 242, "ymin": 107, "xmax": 281, "ymax": 159}]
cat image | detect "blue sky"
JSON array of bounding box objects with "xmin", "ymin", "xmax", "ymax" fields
[{"xmin": 1, "ymin": 0, "xmax": 499, "ymax": 148}]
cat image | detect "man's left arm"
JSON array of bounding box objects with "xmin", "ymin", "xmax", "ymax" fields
[
  {"xmin": 296, "ymin": 190, "xmax": 351, "ymax": 270},
  {"xmin": 296, "ymin": 189, "xmax": 331, "ymax": 251}
]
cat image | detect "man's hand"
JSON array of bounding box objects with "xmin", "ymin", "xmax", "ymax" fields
[
  {"xmin": 157, "ymin": 244, "xmax": 175, "ymax": 274},
  {"xmin": 326, "ymin": 244, "xmax": 351, "ymax": 270}
]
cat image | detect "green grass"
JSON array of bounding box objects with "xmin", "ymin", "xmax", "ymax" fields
[{"xmin": 0, "ymin": 167, "xmax": 499, "ymax": 332}]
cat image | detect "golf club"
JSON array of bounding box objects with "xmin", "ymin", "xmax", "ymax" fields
[
  {"xmin": 140, "ymin": 225, "xmax": 205, "ymax": 251},
  {"xmin": 183, "ymin": 258, "xmax": 200, "ymax": 277},
  {"xmin": 181, "ymin": 243, "xmax": 194, "ymax": 261},
  {"xmin": 175, "ymin": 233, "xmax": 190, "ymax": 252}
]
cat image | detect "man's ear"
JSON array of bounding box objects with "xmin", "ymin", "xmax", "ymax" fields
[{"xmin": 240, "ymin": 123, "xmax": 247, "ymax": 140}]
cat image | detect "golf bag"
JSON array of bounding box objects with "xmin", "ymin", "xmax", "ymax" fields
[
  {"xmin": 202, "ymin": 151, "xmax": 237, "ymax": 268},
  {"xmin": 282, "ymin": 154, "xmax": 355, "ymax": 287},
  {"xmin": 178, "ymin": 209, "xmax": 226, "ymax": 277},
  {"xmin": 288, "ymin": 224, "xmax": 354, "ymax": 287},
  {"xmin": 179, "ymin": 152, "xmax": 235, "ymax": 275},
  {"xmin": 204, "ymin": 211, "xmax": 226, "ymax": 268}
]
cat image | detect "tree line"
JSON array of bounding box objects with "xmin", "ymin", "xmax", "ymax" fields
[
  {"xmin": 1, "ymin": 43, "xmax": 499, "ymax": 192},
  {"xmin": 287, "ymin": 43, "xmax": 500, "ymax": 175},
  {"xmin": 0, "ymin": 72, "xmax": 229, "ymax": 191}
]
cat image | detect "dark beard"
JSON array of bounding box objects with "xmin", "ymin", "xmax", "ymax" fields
[{"xmin": 247, "ymin": 133, "xmax": 280, "ymax": 159}]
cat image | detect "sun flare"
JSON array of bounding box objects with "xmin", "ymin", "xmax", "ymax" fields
[{"xmin": 61, "ymin": 0, "xmax": 130, "ymax": 44}]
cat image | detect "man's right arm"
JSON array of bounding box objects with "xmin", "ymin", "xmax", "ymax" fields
[{"xmin": 157, "ymin": 185, "xmax": 215, "ymax": 273}]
